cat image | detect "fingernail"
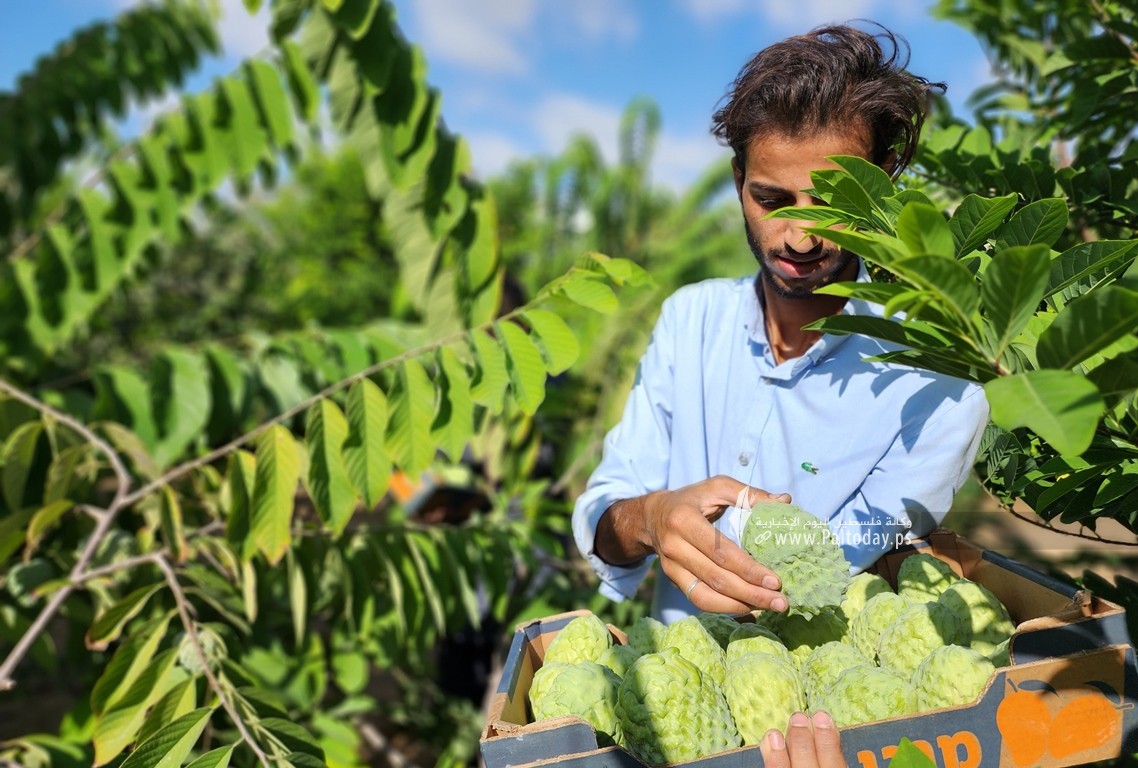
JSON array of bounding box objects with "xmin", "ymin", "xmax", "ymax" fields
[
  {"xmin": 771, "ymin": 597, "xmax": 788, "ymax": 612},
  {"xmin": 762, "ymin": 575, "xmax": 780, "ymax": 590},
  {"xmin": 776, "ymin": 493, "xmax": 791, "ymax": 502},
  {"xmin": 766, "ymin": 730, "xmax": 785, "ymax": 750},
  {"xmin": 814, "ymin": 711, "xmax": 834, "ymax": 729},
  {"xmin": 789, "ymin": 711, "xmax": 810, "ymax": 728}
]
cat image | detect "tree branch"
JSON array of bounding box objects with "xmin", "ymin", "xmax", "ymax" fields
[
  {"xmin": 154, "ymin": 555, "xmax": 272, "ymax": 768},
  {"xmin": 1004, "ymin": 502, "xmax": 1138, "ymax": 546}
]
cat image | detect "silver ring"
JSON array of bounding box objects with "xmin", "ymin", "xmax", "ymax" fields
[{"xmin": 685, "ymin": 578, "xmax": 700, "ymax": 599}]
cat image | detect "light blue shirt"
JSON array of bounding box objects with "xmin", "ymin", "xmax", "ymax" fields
[{"xmin": 571, "ymin": 266, "xmax": 990, "ymax": 624}]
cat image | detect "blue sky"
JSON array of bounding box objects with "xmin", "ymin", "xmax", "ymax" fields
[{"xmin": 1, "ymin": 0, "xmax": 994, "ymax": 191}]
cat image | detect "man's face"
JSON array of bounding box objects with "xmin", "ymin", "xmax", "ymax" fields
[{"xmin": 733, "ymin": 130, "xmax": 868, "ymax": 299}]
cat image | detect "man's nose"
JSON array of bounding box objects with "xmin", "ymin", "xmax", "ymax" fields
[{"xmin": 785, "ymin": 217, "xmax": 822, "ymax": 254}]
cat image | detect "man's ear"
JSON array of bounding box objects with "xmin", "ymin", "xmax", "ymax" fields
[
  {"xmin": 731, "ymin": 155, "xmax": 744, "ymax": 199},
  {"xmin": 879, "ymin": 149, "xmax": 899, "ymax": 178}
]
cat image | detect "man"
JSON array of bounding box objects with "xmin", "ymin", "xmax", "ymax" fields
[{"xmin": 572, "ymin": 24, "xmax": 990, "ymax": 624}]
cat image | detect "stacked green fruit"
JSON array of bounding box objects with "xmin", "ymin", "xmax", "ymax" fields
[{"xmin": 527, "ymin": 539, "xmax": 1019, "ymax": 766}]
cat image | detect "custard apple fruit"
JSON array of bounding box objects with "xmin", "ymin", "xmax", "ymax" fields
[
  {"xmin": 662, "ymin": 615, "xmax": 727, "ymax": 686},
  {"xmin": 912, "ymin": 645, "xmax": 995, "ymax": 711},
  {"xmin": 529, "ymin": 661, "xmax": 623, "ymax": 746},
  {"xmin": 839, "ymin": 572, "xmax": 893, "ymax": 623},
  {"xmin": 849, "ymin": 592, "xmax": 911, "ymax": 661},
  {"xmin": 723, "ymin": 652, "xmax": 805, "ymax": 744},
  {"xmin": 626, "ymin": 616, "xmax": 667, "ymax": 657},
  {"xmin": 597, "ymin": 643, "xmax": 639, "ymax": 679},
  {"xmin": 877, "ymin": 602, "xmax": 967, "ymax": 678},
  {"xmin": 800, "ymin": 641, "xmax": 869, "ymax": 708},
  {"xmin": 544, "ymin": 614, "xmax": 613, "ymax": 665},
  {"xmin": 617, "ymin": 648, "xmax": 740, "ymax": 766},
  {"xmin": 985, "ymin": 638, "xmax": 1010, "ymax": 668},
  {"xmin": 696, "ymin": 612, "xmax": 742, "ymax": 648},
  {"xmin": 726, "ymin": 631, "xmax": 793, "ymax": 665},
  {"xmin": 764, "ymin": 607, "xmax": 848, "ymax": 666},
  {"xmin": 729, "ymin": 621, "xmax": 779, "ymax": 644},
  {"xmin": 741, "ymin": 502, "xmax": 851, "ymax": 616},
  {"xmin": 897, "ymin": 553, "xmax": 961, "ymax": 604},
  {"xmin": 811, "ymin": 664, "xmax": 917, "ymax": 726},
  {"xmin": 937, "ymin": 580, "xmax": 1016, "ymax": 655}
]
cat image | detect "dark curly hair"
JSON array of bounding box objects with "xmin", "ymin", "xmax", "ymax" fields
[{"xmin": 711, "ymin": 23, "xmax": 944, "ymax": 178}]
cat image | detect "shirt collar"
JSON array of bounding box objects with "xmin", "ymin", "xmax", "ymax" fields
[{"xmin": 748, "ymin": 260, "xmax": 882, "ymax": 379}]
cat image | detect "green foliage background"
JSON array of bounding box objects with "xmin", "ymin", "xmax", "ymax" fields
[{"xmin": 0, "ymin": 0, "xmax": 1136, "ymax": 766}]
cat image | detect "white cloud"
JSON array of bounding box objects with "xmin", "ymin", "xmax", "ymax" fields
[
  {"xmin": 463, "ymin": 130, "xmax": 533, "ymax": 181},
  {"xmin": 557, "ymin": 0, "xmax": 638, "ymax": 43},
  {"xmin": 532, "ymin": 93, "xmax": 623, "ymax": 163},
  {"xmin": 653, "ymin": 131, "xmax": 730, "ymax": 192},
  {"xmin": 678, "ymin": 0, "xmax": 926, "ymax": 29},
  {"xmin": 404, "ymin": 0, "xmax": 536, "ymax": 75}
]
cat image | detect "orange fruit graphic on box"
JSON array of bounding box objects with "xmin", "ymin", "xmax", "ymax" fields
[
  {"xmin": 996, "ymin": 682, "xmax": 1053, "ymax": 767},
  {"xmin": 1048, "ymin": 691, "xmax": 1123, "ymax": 759}
]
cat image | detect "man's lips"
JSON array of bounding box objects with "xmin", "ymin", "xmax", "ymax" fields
[{"xmin": 773, "ymin": 252, "xmax": 827, "ymax": 278}]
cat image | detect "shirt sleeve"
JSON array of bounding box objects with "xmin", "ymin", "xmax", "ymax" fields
[
  {"xmin": 572, "ymin": 295, "xmax": 679, "ymax": 601},
  {"xmin": 828, "ymin": 382, "xmax": 990, "ymax": 573}
]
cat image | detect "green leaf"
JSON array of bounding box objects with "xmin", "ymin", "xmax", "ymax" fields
[
  {"xmin": 462, "ymin": 191, "xmax": 499, "ymax": 292},
  {"xmin": 1046, "ymin": 240, "xmax": 1138, "ymax": 299},
  {"xmin": 281, "ymin": 41, "xmax": 319, "ymax": 121},
  {"xmin": 25, "ymin": 500, "xmax": 75, "ymax": 555},
  {"xmin": 1087, "ymin": 350, "xmax": 1138, "ymax": 406},
  {"xmin": 469, "ymin": 329, "xmax": 509, "ymax": 411},
  {"xmin": 994, "ymin": 198, "xmax": 1069, "ymax": 249},
  {"xmin": 224, "ymin": 451, "xmax": 257, "ymax": 559},
  {"xmin": 497, "ymin": 321, "xmax": 547, "ymax": 415},
  {"xmin": 523, "ymin": 309, "xmax": 579, "ymax": 375},
  {"xmin": 159, "ymin": 487, "xmax": 188, "ymax": 563},
  {"xmin": 406, "ymin": 533, "xmax": 446, "ymax": 632},
  {"xmin": 91, "ymin": 614, "xmax": 172, "ymax": 714},
  {"xmin": 119, "ymin": 707, "xmax": 213, "ymax": 768},
  {"xmin": 305, "ymin": 399, "xmax": 358, "ymax": 535},
  {"xmin": 250, "ymin": 425, "xmax": 301, "ymax": 565},
  {"xmin": 93, "ymin": 648, "xmax": 180, "ymax": 766},
  {"xmin": 892, "ymin": 254, "xmax": 980, "ymax": 326},
  {"xmin": 387, "ymin": 359, "xmax": 436, "ymax": 477},
  {"xmin": 985, "ymin": 370, "xmax": 1105, "ymax": 456},
  {"xmin": 1037, "ymin": 286, "xmax": 1138, "ymax": 370},
  {"xmin": 92, "ymin": 366, "xmax": 159, "ymax": 449},
  {"xmin": 245, "ymin": 59, "xmax": 294, "ymax": 150},
  {"xmin": 87, "ymin": 583, "xmax": 164, "ymax": 651},
  {"xmin": 152, "ymin": 349, "xmax": 212, "ymax": 468},
  {"xmin": 343, "ymin": 379, "xmax": 391, "ymax": 509},
  {"xmin": 218, "ymin": 77, "xmax": 264, "ymax": 183},
  {"xmin": 137, "ymin": 678, "xmax": 197, "ymax": 745},
  {"xmin": 560, "ymin": 274, "xmax": 618, "ymax": 314},
  {"xmin": 2, "ymin": 420, "xmax": 45, "ymax": 511},
  {"xmin": 431, "ymin": 347, "xmax": 473, "ymax": 462},
  {"xmin": 896, "ymin": 202, "xmax": 954, "ymax": 258},
  {"xmin": 829, "ymin": 155, "xmax": 894, "ymax": 200},
  {"xmin": 949, "ymin": 193, "xmax": 1018, "ymax": 256},
  {"xmin": 327, "ymin": 0, "xmax": 380, "ymax": 40},
  {"xmin": 287, "ymin": 550, "xmax": 307, "ymax": 648},
  {"xmin": 185, "ymin": 745, "xmax": 235, "ymax": 768},
  {"xmin": 982, "ymin": 244, "xmax": 1051, "ymax": 360},
  {"xmin": 807, "ymin": 314, "xmax": 957, "ymax": 351},
  {"xmin": 890, "ymin": 738, "xmax": 937, "ymax": 768},
  {"xmin": 801, "ymin": 226, "xmax": 909, "ymax": 268}
]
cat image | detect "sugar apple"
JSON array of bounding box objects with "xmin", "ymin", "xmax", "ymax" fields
[
  {"xmin": 839, "ymin": 572, "xmax": 893, "ymax": 623},
  {"xmin": 849, "ymin": 592, "xmax": 911, "ymax": 661},
  {"xmin": 544, "ymin": 614, "xmax": 613, "ymax": 665},
  {"xmin": 912, "ymin": 645, "xmax": 995, "ymax": 711},
  {"xmin": 741, "ymin": 502, "xmax": 851, "ymax": 616},
  {"xmin": 662, "ymin": 615, "xmax": 727, "ymax": 686},
  {"xmin": 985, "ymin": 638, "xmax": 1010, "ymax": 668},
  {"xmin": 723, "ymin": 652, "xmax": 805, "ymax": 745},
  {"xmin": 529, "ymin": 661, "xmax": 623, "ymax": 746},
  {"xmin": 897, "ymin": 553, "xmax": 961, "ymax": 604},
  {"xmin": 617, "ymin": 648, "xmax": 741, "ymax": 765},
  {"xmin": 764, "ymin": 607, "xmax": 848, "ymax": 667},
  {"xmin": 726, "ymin": 631, "xmax": 793, "ymax": 665},
  {"xmin": 937, "ymin": 579, "xmax": 1016, "ymax": 655},
  {"xmin": 877, "ymin": 602, "xmax": 967, "ymax": 678},
  {"xmin": 728, "ymin": 621, "xmax": 778, "ymax": 643},
  {"xmin": 626, "ymin": 616, "xmax": 667, "ymax": 657},
  {"xmin": 696, "ymin": 612, "xmax": 741, "ymax": 648},
  {"xmin": 811, "ymin": 664, "xmax": 917, "ymax": 727},
  {"xmin": 597, "ymin": 644, "xmax": 639, "ymax": 679},
  {"xmin": 800, "ymin": 641, "xmax": 869, "ymax": 708}
]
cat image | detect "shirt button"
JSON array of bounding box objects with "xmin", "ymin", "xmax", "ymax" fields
[{"xmin": 739, "ymin": 453, "xmax": 750, "ymax": 467}]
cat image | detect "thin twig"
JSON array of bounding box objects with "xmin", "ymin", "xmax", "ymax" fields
[
  {"xmin": 1003, "ymin": 503, "xmax": 1138, "ymax": 546},
  {"xmin": 154, "ymin": 555, "xmax": 272, "ymax": 768}
]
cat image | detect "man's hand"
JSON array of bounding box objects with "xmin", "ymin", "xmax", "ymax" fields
[
  {"xmin": 761, "ymin": 712, "xmax": 846, "ymax": 768},
  {"xmin": 594, "ymin": 475, "xmax": 790, "ymax": 613}
]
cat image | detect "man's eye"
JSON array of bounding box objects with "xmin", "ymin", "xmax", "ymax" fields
[{"xmin": 757, "ymin": 198, "xmax": 785, "ymax": 208}]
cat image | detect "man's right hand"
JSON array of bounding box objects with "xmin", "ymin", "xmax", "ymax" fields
[{"xmin": 594, "ymin": 475, "xmax": 791, "ymax": 614}]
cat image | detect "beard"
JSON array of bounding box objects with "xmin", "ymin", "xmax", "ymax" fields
[{"xmin": 745, "ymin": 220, "xmax": 857, "ymax": 300}]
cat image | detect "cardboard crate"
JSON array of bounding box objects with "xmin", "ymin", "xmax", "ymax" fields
[{"xmin": 481, "ymin": 530, "xmax": 1138, "ymax": 768}]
